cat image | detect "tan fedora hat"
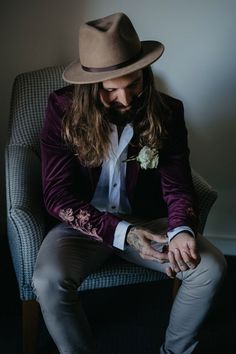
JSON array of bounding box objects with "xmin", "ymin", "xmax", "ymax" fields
[{"xmin": 63, "ymin": 12, "xmax": 164, "ymax": 84}]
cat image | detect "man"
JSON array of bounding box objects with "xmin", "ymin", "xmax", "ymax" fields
[{"xmin": 33, "ymin": 12, "xmax": 226, "ymax": 354}]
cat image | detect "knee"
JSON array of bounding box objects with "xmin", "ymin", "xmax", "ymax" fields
[
  {"xmin": 196, "ymin": 242, "xmax": 227, "ymax": 287},
  {"xmin": 32, "ymin": 263, "xmax": 59, "ymax": 301},
  {"xmin": 207, "ymin": 250, "xmax": 227, "ymax": 285},
  {"xmin": 32, "ymin": 261, "xmax": 78, "ymax": 304}
]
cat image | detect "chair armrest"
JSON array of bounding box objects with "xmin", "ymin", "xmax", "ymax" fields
[
  {"xmin": 5, "ymin": 145, "xmax": 45, "ymax": 300},
  {"xmin": 191, "ymin": 169, "xmax": 218, "ymax": 234}
]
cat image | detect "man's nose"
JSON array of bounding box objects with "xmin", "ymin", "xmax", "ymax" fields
[{"xmin": 117, "ymin": 89, "xmax": 132, "ymax": 107}]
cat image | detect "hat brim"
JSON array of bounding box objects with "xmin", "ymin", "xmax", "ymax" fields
[{"xmin": 62, "ymin": 41, "xmax": 164, "ymax": 84}]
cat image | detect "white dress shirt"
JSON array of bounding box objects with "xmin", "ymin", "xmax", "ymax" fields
[{"xmin": 90, "ymin": 123, "xmax": 194, "ymax": 250}]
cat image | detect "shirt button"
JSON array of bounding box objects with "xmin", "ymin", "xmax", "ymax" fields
[{"xmin": 113, "ymin": 183, "xmax": 117, "ymax": 187}]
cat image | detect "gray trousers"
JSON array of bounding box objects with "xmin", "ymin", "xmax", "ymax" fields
[{"xmin": 32, "ymin": 219, "xmax": 227, "ymax": 354}]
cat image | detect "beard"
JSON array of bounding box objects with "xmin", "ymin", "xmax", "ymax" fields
[{"xmin": 103, "ymin": 89, "xmax": 148, "ymax": 126}]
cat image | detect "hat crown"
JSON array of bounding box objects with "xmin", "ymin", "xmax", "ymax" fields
[{"xmin": 79, "ymin": 13, "xmax": 141, "ymax": 69}]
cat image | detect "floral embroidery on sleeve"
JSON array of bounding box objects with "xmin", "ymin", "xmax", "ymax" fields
[
  {"xmin": 59, "ymin": 208, "xmax": 74, "ymax": 222},
  {"xmin": 59, "ymin": 208, "xmax": 102, "ymax": 242}
]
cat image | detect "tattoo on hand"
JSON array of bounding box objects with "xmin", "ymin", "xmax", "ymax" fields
[{"xmin": 127, "ymin": 227, "xmax": 144, "ymax": 252}]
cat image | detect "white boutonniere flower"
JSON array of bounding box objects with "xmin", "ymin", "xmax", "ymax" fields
[{"xmin": 123, "ymin": 146, "xmax": 159, "ymax": 169}]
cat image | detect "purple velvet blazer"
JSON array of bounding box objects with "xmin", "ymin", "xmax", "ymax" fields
[{"xmin": 41, "ymin": 86, "xmax": 198, "ymax": 246}]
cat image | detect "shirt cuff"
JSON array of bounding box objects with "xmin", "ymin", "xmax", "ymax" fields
[
  {"xmin": 113, "ymin": 220, "xmax": 132, "ymax": 250},
  {"xmin": 167, "ymin": 226, "xmax": 195, "ymax": 242}
]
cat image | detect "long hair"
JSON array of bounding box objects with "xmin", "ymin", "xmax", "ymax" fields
[{"xmin": 62, "ymin": 67, "xmax": 169, "ymax": 167}]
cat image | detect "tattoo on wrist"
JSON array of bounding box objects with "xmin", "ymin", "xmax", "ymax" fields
[{"xmin": 127, "ymin": 227, "xmax": 144, "ymax": 252}]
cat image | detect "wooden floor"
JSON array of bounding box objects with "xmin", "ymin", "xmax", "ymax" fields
[{"xmin": 1, "ymin": 240, "xmax": 236, "ymax": 354}]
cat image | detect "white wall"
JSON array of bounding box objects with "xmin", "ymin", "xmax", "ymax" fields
[{"xmin": 1, "ymin": 0, "xmax": 236, "ymax": 254}]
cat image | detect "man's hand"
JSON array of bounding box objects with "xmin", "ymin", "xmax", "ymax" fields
[
  {"xmin": 166, "ymin": 232, "xmax": 201, "ymax": 278},
  {"xmin": 126, "ymin": 226, "xmax": 169, "ymax": 263}
]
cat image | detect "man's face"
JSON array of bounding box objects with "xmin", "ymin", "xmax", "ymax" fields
[{"xmin": 99, "ymin": 70, "xmax": 144, "ymax": 125}]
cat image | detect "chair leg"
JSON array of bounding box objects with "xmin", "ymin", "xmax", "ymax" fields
[
  {"xmin": 172, "ymin": 278, "xmax": 181, "ymax": 299},
  {"xmin": 22, "ymin": 300, "xmax": 39, "ymax": 354}
]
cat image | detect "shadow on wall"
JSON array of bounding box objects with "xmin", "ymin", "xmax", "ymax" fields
[
  {"xmin": 155, "ymin": 74, "xmax": 236, "ymax": 190},
  {"xmin": 187, "ymin": 118, "xmax": 236, "ymax": 188}
]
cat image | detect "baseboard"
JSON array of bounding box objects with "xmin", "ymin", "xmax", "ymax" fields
[{"xmin": 206, "ymin": 235, "xmax": 236, "ymax": 256}]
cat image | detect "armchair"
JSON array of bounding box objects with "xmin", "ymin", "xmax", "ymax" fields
[{"xmin": 5, "ymin": 65, "xmax": 217, "ymax": 354}]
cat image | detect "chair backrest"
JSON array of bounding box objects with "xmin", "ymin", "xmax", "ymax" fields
[
  {"xmin": 5, "ymin": 66, "xmax": 67, "ymax": 299},
  {"xmin": 7, "ymin": 65, "xmax": 66, "ymax": 154}
]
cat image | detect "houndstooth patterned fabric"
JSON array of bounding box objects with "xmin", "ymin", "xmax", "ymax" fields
[
  {"xmin": 7, "ymin": 65, "xmax": 66, "ymax": 155},
  {"xmin": 5, "ymin": 66, "xmax": 217, "ymax": 300}
]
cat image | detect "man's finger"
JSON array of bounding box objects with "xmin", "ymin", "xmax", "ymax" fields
[
  {"xmin": 165, "ymin": 266, "xmax": 176, "ymax": 279},
  {"xmin": 141, "ymin": 247, "xmax": 169, "ymax": 263},
  {"xmin": 182, "ymin": 251, "xmax": 196, "ymax": 269},
  {"xmin": 182, "ymin": 250, "xmax": 200, "ymax": 269},
  {"xmin": 174, "ymin": 248, "xmax": 189, "ymax": 271},
  {"xmin": 139, "ymin": 253, "xmax": 167, "ymax": 262},
  {"xmin": 181, "ymin": 250, "xmax": 195, "ymax": 269},
  {"xmin": 168, "ymin": 250, "xmax": 181, "ymax": 273},
  {"xmin": 187, "ymin": 241, "xmax": 198, "ymax": 260},
  {"xmin": 144, "ymin": 231, "xmax": 168, "ymax": 243}
]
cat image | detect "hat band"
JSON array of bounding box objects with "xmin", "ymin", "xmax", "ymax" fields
[{"xmin": 81, "ymin": 49, "xmax": 143, "ymax": 73}]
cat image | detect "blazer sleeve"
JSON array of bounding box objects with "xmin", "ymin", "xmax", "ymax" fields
[
  {"xmin": 40, "ymin": 90, "xmax": 120, "ymax": 246},
  {"xmin": 159, "ymin": 98, "xmax": 199, "ymax": 235}
]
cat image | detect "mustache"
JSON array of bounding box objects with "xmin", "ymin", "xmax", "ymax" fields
[
  {"xmin": 109, "ymin": 88, "xmax": 148, "ymax": 113},
  {"xmin": 102, "ymin": 88, "xmax": 148, "ymax": 126}
]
